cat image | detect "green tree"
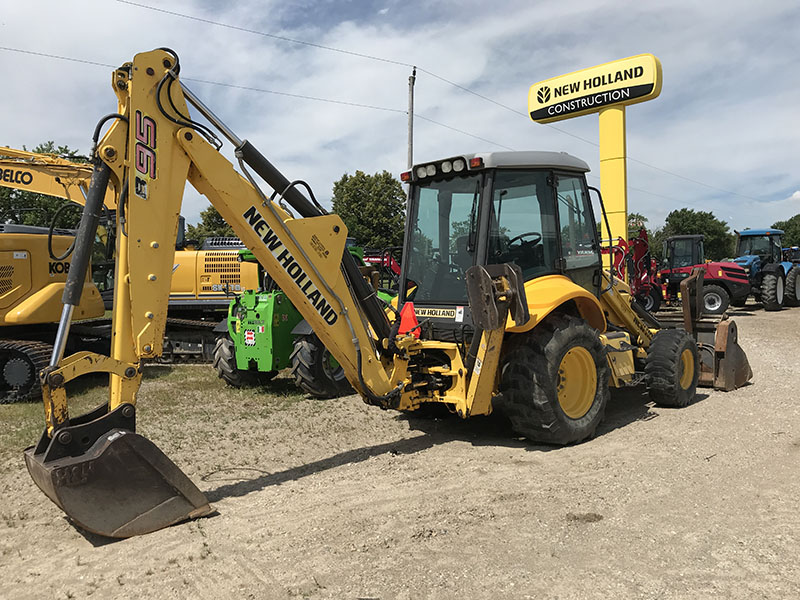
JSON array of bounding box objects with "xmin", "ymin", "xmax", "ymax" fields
[
  {"xmin": 772, "ymin": 214, "xmax": 800, "ymax": 247},
  {"xmin": 628, "ymin": 212, "xmax": 648, "ymax": 238},
  {"xmin": 0, "ymin": 141, "xmax": 86, "ymax": 227},
  {"xmin": 331, "ymin": 170, "xmax": 405, "ymax": 249},
  {"xmin": 657, "ymin": 208, "xmax": 734, "ymax": 261},
  {"xmin": 186, "ymin": 205, "xmax": 235, "ymax": 244}
]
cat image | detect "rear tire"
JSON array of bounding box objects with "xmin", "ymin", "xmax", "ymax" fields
[
  {"xmin": 290, "ymin": 334, "xmax": 352, "ymax": 398},
  {"xmin": 729, "ymin": 295, "xmax": 748, "ymax": 308},
  {"xmin": 645, "ymin": 329, "xmax": 699, "ymax": 408},
  {"xmin": 495, "ymin": 314, "xmax": 609, "ymax": 445},
  {"xmin": 0, "ymin": 341, "xmax": 52, "ymax": 403},
  {"xmin": 702, "ymin": 284, "xmax": 730, "ymax": 315},
  {"xmin": 761, "ymin": 272, "xmax": 784, "ymax": 311},
  {"xmin": 213, "ymin": 335, "xmax": 259, "ymax": 387},
  {"xmin": 785, "ymin": 266, "xmax": 800, "ymax": 307}
]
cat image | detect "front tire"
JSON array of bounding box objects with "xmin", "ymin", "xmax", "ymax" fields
[
  {"xmin": 290, "ymin": 334, "xmax": 352, "ymax": 398},
  {"xmin": 761, "ymin": 272, "xmax": 785, "ymax": 311},
  {"xmin": 702, "ymin": 284, "xmax": 730, "ymax": 315},
  {"xmin": 213, "ymin": 335, "xmax": 259, "ymax": 387},
  {"xmin": 785, "ymin": 266, "xmax": 800, "ymax": 307},
  {"xmin": 645, "ymin": 329, "xmax": 699, "ymax": 407},
  {"xmin": 495, "ymin": 314, "xmax": 609, "ymax": 445}
]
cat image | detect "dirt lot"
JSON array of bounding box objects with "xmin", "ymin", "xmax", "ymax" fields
[{"xmin": 1, "ymin": 304, "xmax": 799, "ymax": 599}]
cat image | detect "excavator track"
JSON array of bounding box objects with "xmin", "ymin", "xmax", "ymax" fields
[{"xmin": 0, "ymin": 340, "xmax": 52, "ymax": 403}]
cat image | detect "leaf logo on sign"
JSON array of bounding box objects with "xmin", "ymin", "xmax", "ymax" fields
[{"xmin": 537, "ymin": 86, "xmax": 551, "ymax": 104}]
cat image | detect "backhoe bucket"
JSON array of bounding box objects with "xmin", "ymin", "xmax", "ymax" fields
[{"xmin": 24, "ymin": 427, "xmax": 211, "ymax": 538}]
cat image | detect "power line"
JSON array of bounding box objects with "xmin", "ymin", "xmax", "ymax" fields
[
  {"xmin": 114, "ymin": 0, "xmax": 766, "ymax": 202},
  {"xmin": 0, "ymin": 45, "xmax": 512, "ymax": 152}
]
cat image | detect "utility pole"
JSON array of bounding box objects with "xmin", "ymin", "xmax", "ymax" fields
[{"xmin": 407, "ymin": 66, "xmax": 416, "ymax": 169}]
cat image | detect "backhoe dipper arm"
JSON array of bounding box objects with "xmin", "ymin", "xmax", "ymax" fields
[
  {"xmin": 24, "ymin": 49, "xmax": 402, "ymax": 538},
  {"xmin": 45, "ymin": 48, "xmax": 398, "ymax": 424}
]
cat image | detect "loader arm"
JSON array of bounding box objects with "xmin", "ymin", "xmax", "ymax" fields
[{"xmin": 0, "ymin": 147, "xmax": 117, "ymax": 208}]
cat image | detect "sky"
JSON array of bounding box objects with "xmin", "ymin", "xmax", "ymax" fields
[{"xmin": 1, "ymin": 0, "xmax": 798, "ymax": 232}]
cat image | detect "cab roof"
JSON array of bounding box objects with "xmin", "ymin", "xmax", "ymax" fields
[
  {"xmin": 412, "ymin": 151, "xmax": 590, "ymax": 173},
  {"xmin": 737, "ymin": 228, "xmax": 784, "ymax": 237}
]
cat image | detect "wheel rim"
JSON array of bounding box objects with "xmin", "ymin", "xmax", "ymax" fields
[
  {"xmin": 704, "ymin": 292, "xmax": 722, "ymax": 312},
  {"xmin": 557, "ymin": 347, "xmax": 597, "ymax": 419},
  {"xmin": 796, "ymin": 275, "xmax": 800, "ymax": 299},
  {"xmin": 777, "ymin": 277, "xmax": 784, "ymax": 303},
  {"xmin": 643, "ymin": 294, "xmax": 654, "ymax": 311},
  {"xmin": 679, "ymin": 348, "xmax": 694, "ymax": 390}
]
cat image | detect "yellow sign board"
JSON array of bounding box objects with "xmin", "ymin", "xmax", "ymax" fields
[{"xmin": 529, "ymin": 54, "xmax": 662, "ymax": 123}]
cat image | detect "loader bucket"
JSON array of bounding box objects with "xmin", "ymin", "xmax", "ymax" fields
[
  {"xmin": 676, "ymin": 269, "xmax": 753, "ymax": 391},
  {"xmin": 24, "ymin": 428, "xmax": 211, "ymax": 538}
]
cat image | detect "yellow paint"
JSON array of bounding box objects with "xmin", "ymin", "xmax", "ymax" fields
[
  {"xmin": 599, "ymin": 332, "xmax": 636, "ymax": 387},
  {"xmin": 679, "ymin": 348, "xmax": 694, "ymax": 390},
  {"xmin": 507, "ymin": 274, "xmax": 606, "ymax": 333},
  {"xmin": 557, "ymin": 346, "xmax": 597, "ymax": 418}
]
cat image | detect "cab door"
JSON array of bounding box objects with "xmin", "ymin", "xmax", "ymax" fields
[{"xmin": 553, "ymin": 172, "xmax": 600, "ymax": 294}]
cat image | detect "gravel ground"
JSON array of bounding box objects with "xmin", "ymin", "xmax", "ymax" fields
[{"xmin": 0, "ymin": 303, "xmax": 798, "ymax": 599}]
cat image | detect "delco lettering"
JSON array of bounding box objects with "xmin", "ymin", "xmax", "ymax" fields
[
  {"xmin": 49, "ymin": 261, "xmax": 70, "ymax": 275},
  {"xmin": 242, "ymin": 206, "xmax": 338, "ymax": 325},
  {"xmin": 1, "ymin": 169, "xmax": 34, "ymax": 185}
]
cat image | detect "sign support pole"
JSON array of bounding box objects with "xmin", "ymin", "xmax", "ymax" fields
[{"xmin": 599, "ymin": 105, "xmax": 628, "ymax": 247}]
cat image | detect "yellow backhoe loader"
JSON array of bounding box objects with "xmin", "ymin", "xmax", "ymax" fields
[
  {"xmin": 0, "ymin": 146, "xmax": 260, "ymax": 400},
  {"xmin": 23, "ymin": 49, "xmax": 752, "ymax": 538}
]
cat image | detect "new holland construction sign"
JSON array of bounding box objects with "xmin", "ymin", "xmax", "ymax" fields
[{"xmin": 529, "ymin": 54, "xmax": 662, "ymax": 123}]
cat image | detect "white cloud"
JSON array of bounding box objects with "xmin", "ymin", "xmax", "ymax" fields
[{"xmin": 0, "ymin": 0, "xmax": 797, "ymax": 231}]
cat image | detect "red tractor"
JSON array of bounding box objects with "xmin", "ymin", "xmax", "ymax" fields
[
  {"xmin": 658, "ymin": 234, "xmax": 750, "ymax": 314},
  {"xmin": 603, "ymin": 227, "xmax": 662, "ymax": 312}
]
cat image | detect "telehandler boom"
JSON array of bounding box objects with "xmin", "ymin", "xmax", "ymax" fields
[{"xmin": 24, "ymin": 49, "xmax": 751, "ymax": 538}]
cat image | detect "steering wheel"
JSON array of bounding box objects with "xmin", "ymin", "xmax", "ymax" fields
[{"xmin": 508, "ymin": 231, "xmax": 542, "ymax": 246}]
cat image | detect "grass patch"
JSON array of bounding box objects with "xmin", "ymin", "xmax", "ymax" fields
[{"xmin": 0, "ymin": 364, "xmax": 307, "ymax": 469}]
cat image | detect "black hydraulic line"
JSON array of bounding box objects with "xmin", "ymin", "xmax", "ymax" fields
[
  {"xmin": 236, "ymin": 140, "xmax": 391, "ymax": 340},
  {"xmin": 47, "ymin": 202, "xmax": 81, "ymax": 260},
  {"xmin": 61, "ymin": 161, "xmax": 111, "ymax": 307}
]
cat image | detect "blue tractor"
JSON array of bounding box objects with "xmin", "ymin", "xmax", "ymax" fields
[{"xmin": 732, "ymin": 228, "xmax": 800, "ymax": 310}]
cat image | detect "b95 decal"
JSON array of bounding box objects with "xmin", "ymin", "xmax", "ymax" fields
[{"xmin": 134, "ymin": 110, "xmax": 157, "ymax": 199}]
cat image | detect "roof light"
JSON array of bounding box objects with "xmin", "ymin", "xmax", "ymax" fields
[
  {"xmin": 469, "ymin": 157, "xmax": 484, "ymax": 168},
  {"xmin": 425, "ymin": 164, "xmax": 436, "ymax": 176},
  {"xmin": 453, "ymin": 159, "xmax": 465, "ymax": 172},
  {"xmin": 441, "ymin": 161, "xmax": 452, "ymax": 174},
  {"xmin": 400, "ymin": 170, "xmax": 411, "ymax": 182},
  {"xmin": 415, "ymin": 166, "xmax": 427, "ymax": 179}
]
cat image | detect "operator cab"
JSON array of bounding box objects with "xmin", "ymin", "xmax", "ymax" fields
[
  {"xmin": 663, "ymin": 234, "xmax": 704, "ymax": 270},
  {"xmin": 399, "ymin": 152, "xmax": 600, "ymax": 339},
  {"xmin": 735, "ymin": 229, "xmax": 784, "ymax": 265}
]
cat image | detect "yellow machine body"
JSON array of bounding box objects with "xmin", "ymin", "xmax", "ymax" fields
[
  {"xmin": 23, "ymin": 49, "xmax": 750, "ymax": 539},
  {"xmin": 0, "ymin": 233, "xmax": 104, "ymax": 324}
]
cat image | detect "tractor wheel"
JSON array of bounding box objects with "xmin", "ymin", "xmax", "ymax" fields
[
  {"xmin": 761, "ymin": 272, "xmax": 785, "ymax": 311},
  {"xmin": 290, "ymin": 333, "xmax": 352, "ymax": 398},
  {"xmin": 729, "ymin": 295, "xmax": 748, "ymax": 308},
  {"xmin": 495, "ymin": 314, "xmax": 609, "ymax": 445},
  {"xmin": 644, "ymin": 329, "xmax": 699, "ymax": 408},
  {"xmin": 702, "ymin": 284, "xmax": 730, "ymax": 315},
  {"xmin": 0, "ymin": 340, "xmax": 52, "ymax": 403},
  {"xmin": 642, "ymin": 287, "xmax": 662, "ymax": 312},
  {"xmin": 785, "ymin": 266, "xmax": 800, "ymax": 307},
  {"xmin": 212, "ymin": 335, "xmax": 260, "ymax": 387}
]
